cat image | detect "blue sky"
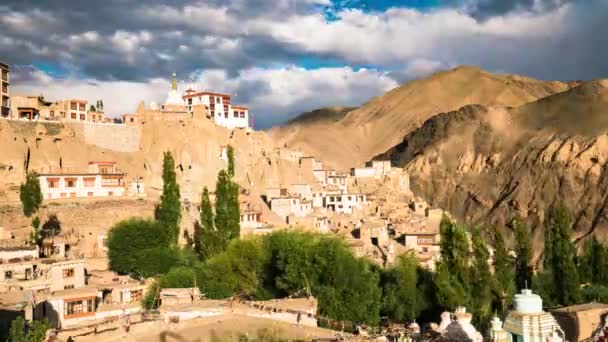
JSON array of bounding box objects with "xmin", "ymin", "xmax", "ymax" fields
[{"xmin": 1, "ymin": 0, "xmax": 605, "ymax": 128}]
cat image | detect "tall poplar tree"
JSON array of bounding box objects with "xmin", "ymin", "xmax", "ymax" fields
[
  {"xmin": 513, "ymin": 217, "xmax": 533, "ymax": 291},
  {"xmin": 227, "ymin": 145, "xmax": 235, "ymax": 178},
  {"xmin": 470, "ymin": 227, "xmax": 493, "ymax": 326},
  {"xmin": 545, "ymin": 203, "xmax": 580, "ymax": 305},
  {"xmin": 492, "ymin": 226, "xmax": 515, "ymax": 315},
  {"xmin": 155, "ymin": 151, "xmax": 181, "ymax": 244},
  {"xmin": 194, "ymin": 187, "xmax": 223, "ymax": 260},
  {"xmin": 214, "ymin": 170, "xmax": 240, "ymax": 242}
]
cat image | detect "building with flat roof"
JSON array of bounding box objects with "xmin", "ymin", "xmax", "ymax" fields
[
  {"xmin": 1, "ymin": 61, "xmax": 9, "ymax": 118},
  {"xmin": 551, "ymin": 302, "xmax": 608, "ymax": 342}
]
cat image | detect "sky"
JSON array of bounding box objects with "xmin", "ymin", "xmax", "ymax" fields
[{"xmin": 1, "ymin": 0, "xmax": 606, "ymax": 128}]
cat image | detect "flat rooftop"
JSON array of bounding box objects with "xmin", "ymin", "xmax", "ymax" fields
[{"xmin": 551, "ymin": 302, "xmax": 608, "ymax": 313}]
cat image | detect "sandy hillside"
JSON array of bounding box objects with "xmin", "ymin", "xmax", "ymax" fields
[
  {"xmin": 375, "ymin": 80, "xmax": 608, "ymax": 252},
  {"xmin": 269, "ymin": 66, "xmax": 577, "ymax": 170}
]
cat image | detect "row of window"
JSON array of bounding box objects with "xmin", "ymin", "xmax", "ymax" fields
[
  {"xmin": 70, "ymin": 103, "xmax": 86, "ymax": 111},
  {"xmin": 46, "ymin": 191, "xmax": 114, "ymax": 198},
  {"xmin": 48, "ymin": 179, "xmax": 96, "ymax": 188},
  {"xmin": 64, "ymin": 298, "xmax": 95, "ymax": 317}
]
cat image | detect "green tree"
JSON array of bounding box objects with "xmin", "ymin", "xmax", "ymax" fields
[
  {"xmin": 433, "ymin": 262, "xmax": 468, "ymax": 309},
  {"xmin": 492, "ymin": 227, "xmax": 515, "ymax": 316},
  {"xmin": 142, "ymin": 281, "xmax": 159, "ymax": 310},
  {"xmin": 40, "ymin": 213, "xmax": 61, "ymax": 240},
  {"xmin": 160, "ymin": 266, "xmax": 197, "ymax": 288},
  {"xmin": 381, "ymin": 253, "xmax": 423, "ymax": 321},
  {"xmin": 19, "ymin": 172, "xmax": 42, "ymax": 218},
  {"xmin": 155, "ymin": 152, "xmax": 182, "ymax": 244},
  {"xmin": 214, "ymin": 170, "xmax": 240, "ymax": 243},
  {"xmin": 89, "ymin": 104, "xmax": 96, "ymax": 112},
  {"xmin": 579, "ymin": 237, "xmax": 608, "ymax": 285},
  {"xmin": 8, "ymin": 316, "xmax": 50, "ymax": 342},
  {"xmin": 227, "ymin": 145, "xmax": 235, "ymax": 178},
  {"xmin": 107, "ymin": 218, "xmax": 172, "ymax": 277},
  {"xmin": 194, "ymin": 187, "xmax": 224, "ymax": 260},
  {"xmin": 469, "ymin": 227, "xmax": 494, "ymax": 327},
  {"xmin": 438, "ymin": 218, "xmax": 470, "ymax": 298},
  {"xmin": 513, "ymin": 217, "xmax": 533, "ymax": 291},
  {"xmin": 545, "ymin": 204, "xmax": 580, "ymax": 305},
  {"xmin": 30, "ymin": 216, "xmax": 41, "ymax": 246}
]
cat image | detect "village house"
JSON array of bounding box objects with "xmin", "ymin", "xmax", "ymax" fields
[
  {"xmin": 313, "ymin": 169, "xmax": 337, "ymax": 186},
  {"xmin": 160, "ymin": 287, "xmax": 201, "ymax": 307},
  {"xmin": 299, "ymin": 156, "xmax": 323, "ymax": 171},
  {"xmin": 38, "ymin": 161, "xmax": 144, "ymax": 200},
  {"xmin": 551, "ymin": 303, "xmax": 608, "ymax": 342},
  {"xmin": 1, "ymin": 61, "xmax": 9, "ymax": 118},
  {"xmin": 239, "ymin": 203, "xmax": 263, "ymax": 229},
  {"xmin": 40, "ymin": 287, "xmax": 100, "ymax": 329},
  {"xmin": 289, "ymin": 184, "xmax": 313, "ymax": 201},
  {"xmin": 0, "ymin": 255, "xmax": 86, "ymax": 293},
  {"xmin": 324, "ymin": 193, "xmax": 367, "ymax": 215},
  {"xmin": 270, "ymin": 197, "xmax": 313, "ymax": 223},
  {"xmin": 326, "ymin": 174, "xmax": 348, "ymax": 194},
  {"xmin": 351, "ymin": 160, "xmax": 392, "ymax": 179}
]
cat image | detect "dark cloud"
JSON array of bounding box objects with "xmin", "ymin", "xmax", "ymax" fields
[{"xmin": 444, "ymin": 0, "xmax": 577, "ymax": 19}]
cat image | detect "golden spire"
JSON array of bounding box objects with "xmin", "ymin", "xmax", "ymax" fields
[{"xmin": 171, "ymin": 73, "xmax": 177, "ymax": 91}]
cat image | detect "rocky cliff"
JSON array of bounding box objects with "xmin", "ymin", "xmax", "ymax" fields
[{"xmin": 376, "ymin": 80, "xmax": 608, "ymax": 246}]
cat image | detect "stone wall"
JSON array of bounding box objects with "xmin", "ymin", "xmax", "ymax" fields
[{"xmin": 76, "ymin": 122, "xmax": 142, "ymax": 152}]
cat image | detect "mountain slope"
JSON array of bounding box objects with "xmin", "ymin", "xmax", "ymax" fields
[
  {"xmin": 376, "ymin": 80, "xmax": 608, "ymax": 247},
  {"xmin": 270, "ymin": 66, "xmax": 575, "ymax": 169}
]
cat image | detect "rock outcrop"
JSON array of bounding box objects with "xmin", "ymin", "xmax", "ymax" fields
[{"xmin": 376, "ymin": 80, "xmax": 608, "ymax": 250}]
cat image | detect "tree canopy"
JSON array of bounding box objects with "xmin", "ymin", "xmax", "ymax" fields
[
  {"xmin": 19, "ymin": 172, "xmax": 42, "ymax": 218},
  {"xmin": 107, "ymin": 218, "xmax": 175, "ymax": 277}
]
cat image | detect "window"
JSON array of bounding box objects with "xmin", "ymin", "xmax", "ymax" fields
[
  {"xmin": 47, "ymin": 179, "xmax": 58, "ymax": 188},
  {"xmin": 210, "ymin": 111, "xmax": 215, "ymax": 117},
  {"xmin": 79, "ymin": 114, "xmax": 85, "ymax": 121},
  {"xmin": 79, "ymin": 103, "xmax": 85, "ymax": 111},
  {"xmin": 130, "ymin": 118, "xmax": 134, "ymax": 122},
  {"xmin": 130, "ymin": 289, "xmax": 143, "ymax": 302},
  {"xmin": 70, "ymin": 192, "xmax": 76, "ymax": 198},
  {"xmin": 108, "ymin": 191, "xmax": 113, "ymax": 196},
  {"xmin": 61, "ymin": 112, "xmax": 66, "ymax": 118},
  {"xmin": 71, "ymin": 112, "xmax": 76, "ymax": 119},
  {"xmin": 50, "ymin": 110, "xmax": 55, "ymax": 117},
  {"xmin": 60, "ymin": 193, "xmax": 67, "ymax": 198},
  {"xmin": 240, "ymin": 111, "xmax": 245, "ymax": 118},
  {"xmin": 66, "ymin": 179, "xmax": 76, "ymax": 188},
  {"xmin": 224, "ymin": 112, "xmax": 228, "ymax": 118},
  {"xmin": 233, "ymin": 111, "xmax": 238, "ymax": 118},
  {"xmin": 63, "ymin": 268, "xmax": 75, "ymax": 278},
  {"xmin": 64, "ymin": 285, "xmax": 75, "ymax": 290},
  {"xmin": 188, "ymin": 98, "xmax": 192, "ymax": 105},
  {"xmin": 83, "ymin": 178, "xmax": 95, "ymax": 187},
  {"xmin": 65, "ymin": 300, "xmax": 83, "ymax": 316},
  {"xmin": 4, "ymin": 271, "xmax": 12, "ymax": 279},
  {"xmin": 70, "ymin": 102, "xmax": 77, "ymax": 110},
  {"xmin": 87, "ymin": 192, "xmax": 94, "ymax": 197},
  {"xmin": 215, "ymin": 97, "xmax": 219, "ymax": 104}
]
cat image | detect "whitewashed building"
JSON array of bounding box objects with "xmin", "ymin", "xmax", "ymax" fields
[
  {"xmin": 182, "ymin": 89, "xmax": 251, "ymax": 129},
  {"xmin": 270, "ymin": 197, "xmax": 313, "ymax": 222},
  {"xmin": 324, "ymin": 193, "xmax": 367, "ymax": 215},
  {"xmin": 39, "ymin": 161, "xmax": 144, "ymax": 200},
  {"xmin": 289, "ymin": 184, "xmax": 313, "ymax": 201}
]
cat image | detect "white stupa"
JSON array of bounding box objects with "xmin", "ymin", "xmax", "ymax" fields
[
  {"xmin": 503, "ymin": 289, "xmax": 565, "ymax": 342},
  {"xmin": 164, "ymin": 73, "xmax": 183, "ymax": 105}
]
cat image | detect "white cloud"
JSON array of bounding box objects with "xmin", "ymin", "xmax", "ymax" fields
[
  {"xmin": 192, "ymin": 65, "xmax": 398, "ymax": 128},
  {"xmin": 12, "ymin": 65, "xmax": 397, "ymax": 128}
]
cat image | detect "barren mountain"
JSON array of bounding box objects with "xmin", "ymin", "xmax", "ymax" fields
[
  {"xmin": 270, "ymin": 66, "xmax": 576, "ymax": 169},
  {"xmin": 376, "ymin": 80, "xmax": 608, "ymax": 246}
]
